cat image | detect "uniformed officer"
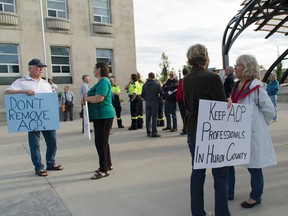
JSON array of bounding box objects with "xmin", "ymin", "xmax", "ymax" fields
[
  {"xmin": 110, "ymin": 76, "xmax": 124, "ymax": 128},
  {"xmin": 125, "ymin": 74, "xmax": 141, "ymax": 130},
  {"xmin": 136, "ymin": 72, "xmax": 144, "ymax": 129}
]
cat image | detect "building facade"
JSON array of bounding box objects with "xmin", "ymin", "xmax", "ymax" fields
[{"xmin": 0, "ymin": 0, "xmax": 137, "ymax": 107}]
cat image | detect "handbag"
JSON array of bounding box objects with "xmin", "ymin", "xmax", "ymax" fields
[
  {"xmin": 65, "ymin": 100, "xmax": 74, "ymax": 106},
  {"xmin": 61, "ymin": 104, "xmax": 65, "ymax": 112}
]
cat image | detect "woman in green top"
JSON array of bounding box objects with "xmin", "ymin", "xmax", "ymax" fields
[{"xmin": 83, "ymin": 62, "xmax": 114, "ymax": 180}]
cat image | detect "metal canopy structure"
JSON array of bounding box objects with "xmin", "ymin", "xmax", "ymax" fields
[{"xmin": 222, "ymin": 0, "xmax": 288, "ymax": 83}]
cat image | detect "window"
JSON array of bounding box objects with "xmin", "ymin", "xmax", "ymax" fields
[
  {"xmin": 47, "ymin": 0, "xmax": 67, "ymax": 19},
  {"xmin": 93, "ymin": 0, "xmax": 110, "ymax": 24},
  {"xmin": 0, "ymin": 44, "xmax": 19, "ymax": 74},
  {"xmin": 50, "ymin": 46, "xmax": 70, "ymax": 74},
  {"xmin": 96, "ymin": 49, "xmax": 113, "ymax": 74},
  {"xmin": 0, "ymin": 0, "xmax": 16, "ymax": 13}
]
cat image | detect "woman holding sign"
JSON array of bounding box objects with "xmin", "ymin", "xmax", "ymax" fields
[
  {"xmin": 229, "ymin": 54, "xmax": 276, "ymax": 208},
  {"xmin": 83, "ymin": 62, "xmax": 114, "ymax": 180},
  {"xmin": 183, "ymin": 44, "xmax": 231, "ymax": 216}
]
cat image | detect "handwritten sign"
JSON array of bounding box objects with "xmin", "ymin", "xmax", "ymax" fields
[
  {"xmin": 193, "ymin": 99, "xmax": 253, "ymax": 169},
  {"xmin": 83, "ymin": 101, "xmax": 91, "ymax": 140},
  {"xmin": 5, "ymin": 93, "xmax": 60, "ymax": 133}
]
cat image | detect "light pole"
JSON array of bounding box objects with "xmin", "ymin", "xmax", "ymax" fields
[{"xmin": 39, "ymin": 0, "xmax": 48, "ymax": 80}]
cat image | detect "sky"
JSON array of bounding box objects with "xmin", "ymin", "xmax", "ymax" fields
[{"xmin": 133, "ymin": 0, "xmax": 287, "ymax": 78}]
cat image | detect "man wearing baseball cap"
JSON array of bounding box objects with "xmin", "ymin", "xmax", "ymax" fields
[{"xmin": 5, "ymin": 58, "xmax": 64, "ymax": 177}]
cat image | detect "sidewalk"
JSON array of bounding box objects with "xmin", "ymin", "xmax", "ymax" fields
[{"xmin": 0, "ymin": 103, "xmax": 288, "ymax": 216}]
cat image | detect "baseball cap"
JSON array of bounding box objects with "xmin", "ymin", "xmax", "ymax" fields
[
  {"xmin": 28, "ymin": 58, "xmax": 47, "ymax": 67},
  {"xmin": 270, "ymin": 72, "xmax": 276, "ymax": 76}
]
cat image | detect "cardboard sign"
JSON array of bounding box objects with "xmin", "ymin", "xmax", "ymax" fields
[
  {"xmin": 83, "ymin": 101, "xmax": 91, "ymax": 140},
  {"xmin": 5, "ymin": 93, "xmax": 60, "ymax": 133},
  {"xmin": 193, "ymin": 99, "xmax": 253, "ymax": 169}
]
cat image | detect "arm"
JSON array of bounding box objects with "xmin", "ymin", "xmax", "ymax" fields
[
  {"xmin": 84, "ymin": 95, "xmax": 105, "ymax": 103},
  {"xmin": 5, "ymin": 89, "xmax": 34, "ymax": 95}
]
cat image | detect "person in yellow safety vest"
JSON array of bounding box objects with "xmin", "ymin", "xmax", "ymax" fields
[
  {"xmin": 126, "ymin": 73, "xmax": 142, "ymax": 130},
  {"xmin": 136, "ymin": 72, "xmax": 144, "ymax": 129},
  {"xmin": 109, "ymin": 76, "xmax": 124, "ymax": 128}
]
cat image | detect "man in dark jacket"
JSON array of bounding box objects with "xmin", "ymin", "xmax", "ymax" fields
[
  {"xmin": 224, "ymin": 66, "xmax": 236, "ymax": 98},
  {"xmin": 141, "ymin": 72, "xmax": 163, "ymax": 137},
  {"xmin": 162, "ymin": 71, "xmax": 178, "ymax": 132}
]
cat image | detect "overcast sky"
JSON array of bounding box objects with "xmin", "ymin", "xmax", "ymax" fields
[{"xmin": 133, "ymin": 0, "xmax": 287, "ymax": 78}]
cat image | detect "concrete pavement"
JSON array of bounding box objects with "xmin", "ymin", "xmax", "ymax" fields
[{"xmin": 0, "ymin": 103, "xmax": 288, "ymax": 216}]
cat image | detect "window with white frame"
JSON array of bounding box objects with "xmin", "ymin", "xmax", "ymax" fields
[
  {"xmin": 96, "ymin": 48, "xmax": 113, "ymax": 74},
  {"xmin": 0, "ymin": 44, "xmax": 19, "ymax": 75},
  {"xmin": 47, "ymin": 0, "xmax": 67, "ymax": 19},
  {"xmin": 0, "ymin": 0, "xmax": 16, "ymax": 13},
  {"xmin": 93, "ymin": 0, "xmax": 110, "ymax": 24},
  {"xmin": 50, "ymin": 46, "xmax": 70, "ymax": 74}
]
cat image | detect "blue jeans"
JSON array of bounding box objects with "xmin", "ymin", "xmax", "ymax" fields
[
  {"xmin": 269, "ymin": 95, "xmax": 277, "ymax": 121},
  {"xmin": 187, "ymin": 134, "xmax": 231, "ymax": 216},
  {"xmin": 227, "ymin": 166, "xmax": 235, "ymax": 199},
  {"xmin": 164, "ymin": 100, "xmax": 177, "ymax": 129},
  {"xmin": 28, "ymin": 130, "xmax": 57, "ymax": 173},
  {"xmin": 248, "ymin": 168, "xmax": 263, "ymax": 202}
]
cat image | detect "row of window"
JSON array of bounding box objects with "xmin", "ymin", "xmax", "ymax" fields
[
  {"xmin": 0, "ymin": 44, "xmax": 113, "ymax": 75},
  {"xmin": 0, "ymin": 0, "xmax": 110, "ymax": 24}
]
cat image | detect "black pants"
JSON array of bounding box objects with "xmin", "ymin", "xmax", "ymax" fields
[
  {"xmin": 113, "ymin": 100, "xmax": 122, "ymax": 119},
  {"xmin": 178, "ymin": 100, "xmax": 187, "ymax": 132},
  {"xmin": 64, "ymin": 104, "xmax": 73, "ymax": 121},
  {"xmin": 93, "ymin": 118, "xmax": 113, "ymax": 172}
]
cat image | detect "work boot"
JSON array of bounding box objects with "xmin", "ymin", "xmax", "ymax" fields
[
  {"xmin": 117, "ymin": 119, "xmax": 124, "ymax": 128},
  {"xmin": 137, "ymin": 118, "xmax": 143, "ymax": 129},
  {"xmin": 128, "ymin": 119, "xmax": 138, "ymax": 130}
]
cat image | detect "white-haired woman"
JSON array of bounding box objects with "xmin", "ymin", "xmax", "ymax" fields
[{"xmin": 229, "ymin": 54, "xmax": 276, "ymax": 208}]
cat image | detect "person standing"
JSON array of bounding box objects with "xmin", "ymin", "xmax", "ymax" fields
[
  {"xmin": 83, "ymin": 62, "xmax": 114, "ymax": 180},
  {"xmin": 183, "ymin": 44, "xmax": 231, "ymax": 216},
  {"xmin": 223, "ymin": 65, "xmax": 236, "ymax": 200},
  {"xmin": 141, "ymin": 72, "xmax": 163, "ymax": 138},
  {"xmin": 136, "ymin": 72, "xmax": 144, "ymax": 129},
  {"xmin": 231, "ymin": 54, "xmax": 276, "ymax": 208},
  {"xmin": 5, "ymin": 58, "xmax": 63, "ymax": 177},
  {"xmin": 162, "ymin": 71, "xmax": 178, "ymax": 132},
  {"xmin": 224, "ymin": 66, "xmax": 236, "ymax": 98},
  {"xmin": 176, "ymin": 67, "xmax": 189, "ymax": 135},
  {"xmin": 80, "ymin": 75, "xmax": 91, "ymax": 133},
  {"xmin": 60, "ymin": 86, "xmax": 75, "ymax": 121},
  {"xmin": 266, "ymin": 72, "xmax": 279, "ymax": 121},
  {"xmin": 48, "ymin": 78, "xmax": 58, "ymax": 93},
  {"xmin": 126, "ymin": 74, "xmax": 141, "ymax": 130},
  {"xmin": 110, "ymin": 76, "xmax": 124, "ymax": 128}
]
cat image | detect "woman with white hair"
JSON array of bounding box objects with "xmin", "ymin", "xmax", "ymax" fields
[{"xmin": 229, "ymin": 54, "xmax": 276, "ymax": 208}]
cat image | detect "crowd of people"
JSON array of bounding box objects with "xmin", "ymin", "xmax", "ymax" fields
[{"xmin": 5, "ymin": 45, "xmax": 279, "ymax": 215}]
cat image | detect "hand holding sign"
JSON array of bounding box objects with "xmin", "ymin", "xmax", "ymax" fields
[{"xmin": 194, "ymin": 99, "xmax": 253, "ymax": 169}]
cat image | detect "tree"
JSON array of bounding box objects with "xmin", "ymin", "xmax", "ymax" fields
[
  {"xmin": 159, "ymin": 52, "xmax": 170, "ymax": 82},
  {"xmin": 275, "ymin": 61, "xmax": 283, "ymax": 82}
]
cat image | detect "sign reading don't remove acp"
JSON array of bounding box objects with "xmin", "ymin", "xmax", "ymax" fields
[
  {"xmin": 5, "ymin": 93, "xmax": 60, "ymax": 133},
  {"xmin": 193, "ymin": 99, "xmax": 253, "ymax": 169}
]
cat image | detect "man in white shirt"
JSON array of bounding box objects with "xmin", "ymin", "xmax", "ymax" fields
[{"xmin": 5, "ymin": 58, "xmax": 63, "ymax": 177}]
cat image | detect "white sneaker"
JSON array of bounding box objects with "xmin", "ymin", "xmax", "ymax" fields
[{"xmin": 206, "ymin": 212, "xmax": 213, "ymax": 216}]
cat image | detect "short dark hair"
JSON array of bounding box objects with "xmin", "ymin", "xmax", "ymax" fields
[
  {"xmin": 182, "ymin": 67, "xmax": 189, "ymax": 76},
  {"xmin": 82, "ymin": 75, "xmax": 89, "ymax": 81},
  {"xmin": 95, "ymin": 62, "xmax": 110, "ymax": 78},
  {"xmin": 148, "ymin": 72, "xmax": 155, "ymax": 79},
  {"xmin": 131, "ymin": 73, "xmax": 138, "ymax": 82}
]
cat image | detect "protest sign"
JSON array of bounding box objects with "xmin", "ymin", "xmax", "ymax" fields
[
  {"xmin": 83, "ymin": 101, "xmax": 91, "ymax": 140},
  {"xmin": 193, "ymin": 99, "xmax": 252, "ymax": 169},
  {"xmin": 5, "ymin": 93, "xmax": 60, "ymax": 133}
]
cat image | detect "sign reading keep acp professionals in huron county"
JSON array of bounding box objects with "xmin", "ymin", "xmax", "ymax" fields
[
  {"xmin": 5, "ymin": 93, "xmax": 60, "ymax": 133},
  {"xmin": 193, "ymin": 99, "xmax": 253, "ymax": 169}
]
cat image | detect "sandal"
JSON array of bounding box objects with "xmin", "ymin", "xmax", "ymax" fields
[
  {"xmin": 36, "ymin": 169, "xmax": 48, "ymax": 177},
  {"xmin": 95, "ymin": 166, "xmax": 113, "ymax": 173},
  {"xmin": 47, "ymin": 164, "xmax": 64, "ymax": 171},
  {"xmin": 91, "ymin": 171, "xmax": 109, "ymax": 180}
]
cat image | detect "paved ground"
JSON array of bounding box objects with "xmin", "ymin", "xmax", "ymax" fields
[{"xmin": 0, "ymin": 103, "xmax": 288, "ymax": 216}]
